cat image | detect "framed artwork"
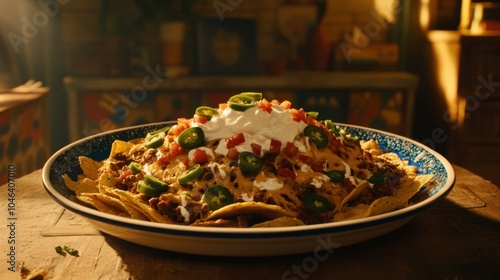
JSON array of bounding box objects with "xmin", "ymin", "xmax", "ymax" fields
[{"xmin": 195, "ymin": 18, "xmax": 257, "ymax": 75}]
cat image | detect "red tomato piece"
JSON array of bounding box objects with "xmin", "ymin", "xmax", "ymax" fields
[
  {"xmin": 328, "ymin": 137, "xmax": 341, "ymax": 153},
  {"xmin": 290, "ymin": 108, "xmax": 307, "ymax": 123},
  {"xmin": 120, "ymin": 168, "xmax": 133, "ymax": 180},
  {"xmin": 258, "ymin": 98, "xmax": 273, "ymax": 113},
  {"xmin": 194, "ymin": 115, "xmax": 207, "ymax": 124},
  {"xmin": 226, "ymin": 148, "xmax": 240, "ymax": 160},
  {"xmin": 219, "ymin": 103, "xmax": 228, "ymax": 110},
  {"xmin": 284, "ymin": 142, "xmax": 298, "ymax": 157},
  {"xmin": 226, "ymin": 133, "xmax": 245, "ymax": 149},
  {"xmin": 269, "ymin": 139, "xmax": 281, "ymax": 153},
  {"xmin": 280, "ymin": 100, "xmax": 292, "ymax": 109},
  {"xmin": 277, "ymin": 167, "xmax": 297, "ymax": 180},
  {"xmin": 169, "ymin": 142, "xmax": 185, "ymax": 157},
  {"xmin": 311, "ymin": 160, "xmax": 325, "ymax": 172},
  {"xmin": 342, "ymin": 178, "xmax": 356, "ymax": 193},
  {"xmin": 193, "ymin": 148, "xmax": 208, "ymax": 163},
  {"xmin": 299, "ymin": 154, "xmax": 314, "ymax": 165},
  {"xmin": 250, "ymin": 143, "xmax": 262, "ymax": 156},
  {"xmin": 158, "ymin": 155, "xmax": 170, "ymax": 166}
]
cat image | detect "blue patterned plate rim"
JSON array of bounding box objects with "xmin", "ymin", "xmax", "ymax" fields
[{"xmin": 42, "ymin": 121, "xmax": 455, "ymax": 239}]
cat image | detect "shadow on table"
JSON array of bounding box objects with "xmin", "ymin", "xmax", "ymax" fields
[{"xmin": 102, "ymin": 199, "xmax": 500, "ymax": 280}]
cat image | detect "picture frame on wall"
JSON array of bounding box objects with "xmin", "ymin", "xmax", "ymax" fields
[{"xmin": 195, "ymin": 18, "xmax": 257, "ymax": 75}]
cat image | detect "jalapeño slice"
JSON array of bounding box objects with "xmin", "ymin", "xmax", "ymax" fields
[
  {"xmin": 143, "ymin": 174, "xmax": 168, "ymax": 189},
  {"xmin": 195, "ymin": 106, "xmax": 219, "ymax": 120},
  {"xmin": 323, "ymin": 120, "xmax": 340, "ymax": 136},
  {"xmin": 144, "ymin": 132, "xmax": 165, "ymax": 149},
  {"xmin": 137, "ymin": 180, "xmax": 166, "ymax": 197},
  {"xmin": 228, "ymin": 94, "xmax": 257, "ymax": 111},
  {"xmin": 240, "ymin": 92, "xmax": 263, "ymax": 100},
  {"xmin": 148, "ymin": 125, "xmax": 171, "ymax": 136},
  {"xmin": 306, "ymin": 111, "xmax": 319, "ymax": 119},
  {"xmin": 128, "ymin": 162, "xmax": 143, "ymax": 174},
  {"xmin": 178, "ymin": 127, "xmax": 205, "ymax": 149},
  {"xmin": 178, "ymin": 164, "xmax": 203, "ymax": 184},
  {"xmin": 303, "ymin": 194, "xmax": 331, "ymax": 213},
  {"xmin": 324, "ymin": 170, "xmax": 345, "ymax": 183},
  {"xmin": 238, "ymin": 151, "xmax": 263, "ymax": 174},
  {"xmin": 203, "ymin": 185, "xmax": 233, "ymax": 210},
  {"xmin": 304, "ymin": 125, "xmax": 328, "ymax": 149},
  {"xmin": 368, "ymin": 172, "xmax": 386, "ymax": 186}
]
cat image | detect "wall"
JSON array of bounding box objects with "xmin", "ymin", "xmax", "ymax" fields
[{"xmin": 59, "ymin": 0, "xmax": 396, "ymax": 76}]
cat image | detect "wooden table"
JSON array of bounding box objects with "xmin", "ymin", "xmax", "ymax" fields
[{"xmin": 1, "ymin": 165, "xmax": 499, "ymax": 280}]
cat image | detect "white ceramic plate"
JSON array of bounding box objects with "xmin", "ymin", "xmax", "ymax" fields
[{"xmin": 42, "ymin": 122, "xmax": 455, "ymax": 256}]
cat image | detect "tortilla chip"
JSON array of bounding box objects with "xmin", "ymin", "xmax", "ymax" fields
[
  {"xmin": 378, "ymin": 152, "xmax": 406, "ymax": 167},
  {"xmin": 109, "ymin": 140, "xmax": 134, "ymax": 157},
  {"xmin": 96, "ymin": 170, "xmax": 120, "ymax": 192},
  {"xmin": 76, "ymin": 194, "xmax": 129, "ymax": 217},
  {"xmin": 206, "ymin": 202, "xmax": 294, "ymax": 221},
  {"xmin": 367, "ymin": 196, "xmax": 404, "ymax": 216},
  {"xmin": 251, "ymin": 217, "xmax": 305, "ymax": 228},
  {"xmin": 360, "ymin": 139, "xmax": 382, "ymax": 156},
  {"xmin": 336, "ymin": 180, "xmax": 371, "ymax": 210},
  {"xmin": 393, "ymin": 174, "xmax": 434, "ymax": 206},
  {"xmin": 107, "ymin": 188, "xmax": 172, "ymax": 223},
  {"xmin": 190, "ymin": 219, "xmax": 239, "ymax": 227},
  {"xmin": 63, "ymin": 174, "xmax": 99, "ymax": 195},
  {"xmin": 333, "ymin": 195, "xmax": 404, "ymax": 221},
  {"xmin": 333, "ymin": 204, "xmax": 370, "ymax": 221},
  {"xmin": 86, "ymin": 192, "xmax": 149, "ymax": 220},
  {"xmin": 78, "ymin": 156, "xmax": 102, "ymax": 180}
]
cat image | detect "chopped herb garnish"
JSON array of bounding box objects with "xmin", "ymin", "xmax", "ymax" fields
[
  {"xmin": 55, "ymin": 245, "xmax": 79, "ymax": 256},
  {"xmin": 55, "ymin": 246, "xmax": 63, "ymax": 254},
  {"xmin": 64, "ymin": 246, "xmax": 79, "ymax": 256}
]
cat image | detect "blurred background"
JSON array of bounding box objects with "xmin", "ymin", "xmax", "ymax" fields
[{"xmin": 1, "ymin": 0, "xmax": 499, "ymax": 185}]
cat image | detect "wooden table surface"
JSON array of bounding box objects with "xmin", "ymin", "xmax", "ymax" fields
[{"xmin": 1, "ymin": 164, "xmax": 499, "ymax": 280}]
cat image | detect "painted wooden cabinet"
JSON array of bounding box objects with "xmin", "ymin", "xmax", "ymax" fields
[
  {"xmin": 64, "ymin": 71, "xmax": 418, "ymax": 142},
  {"xmin": 452, "ymin": 32, "xmax": 500, "ymax": 185},
  {"xmin": 0, "ymin": 89, "xmax": 50, "ymax": 185}
]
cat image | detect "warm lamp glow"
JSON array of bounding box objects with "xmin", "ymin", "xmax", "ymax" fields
[
  {"xmin": 419, "ymin": 0, "xmax": 430, "ymax": 30},
  {"xmin": 428, "ymin": 32, "xmax": 460, "ymax": 124}
]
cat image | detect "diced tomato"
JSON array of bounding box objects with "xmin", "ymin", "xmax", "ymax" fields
[
  {"xmin": 269, "ymin": 139, "xmax": 281, "ymax": 153},
  {"xmin": 271, "ymin": 99, "xmax": 280, "ymax": 105},
  {"xmin": 219, "ymin": 103, "xmax": 228, "ymax": 110},
  {"xmin": 177, "ymin": 118, "xmax": 190, "ymax": 126},
  {"xmin": 194, "ymin": 115, "xmax": 207, "ymax": 124},
  {"xmin": 299, "ymin": 154, "xmax": 314, "ymax": 165},
  {"xmin": 280, "ymin": 100, "xmax": 292, "ymax": 109},
  {"xmin": 277, "ymin": 167, "xmax": 297, "ymax": 180},
  {"xmin": 284, "ymin": 142, "xmax": 298, "ymax": 157},
  {"xmin": 226, "ymin": 133, "xmax": 245, "ymax": 149},
  {"xmin": 226, "ymin": 148, "xmax": 240, "ymax": 160},
  {"xmin": 170, "ymin": 120, "xmax": 190, "ymax": 136},
  {"xmin": 179, "ymin": 159, "xmax": 190, "ymax": 169},
  {"xmin": 290, "ymin": 108, "xmax": 307, "ymax": 123},
  {"xmin": 298, "ymin": 154, "xmax": 324, "ymax": 172},
  {"xmin": 120, "ymin": 168, "xmax": 133, "ymax": 180},
  {"xmin": 158, "ymin": 154, "xmax": 170, "ymax": 166},
  {"xmin": 250, "ymin": 143, "xmax": 262, "ymax": 156},
  {"xmin": 311, "ymin": 160, "xmax": 325, "ymax": 172},
  {"xmin": 257, "ymin": 98, "xmax": 273, "ymax": 113},
  {"xmin": 328, "ymin": 136, "xmax": 341, "ymax": 153},
  {"xmin": 193, "ymin": 148, "xmax": 208, "ymax": 163},
  {"xmin": 169, "ymin": 142, "xmax": 185, "ymax": 157},
  {"xmin": 342, "ymin": 178, "xmax": 356, "ymax": 193}
]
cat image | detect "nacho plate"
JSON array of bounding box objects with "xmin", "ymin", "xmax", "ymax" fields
[{"xmin": 42, "ymin": 121, "xmax": 454, "ymax": 256}]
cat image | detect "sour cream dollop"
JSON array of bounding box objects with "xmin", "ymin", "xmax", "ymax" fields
[{"xmin": 194, "ymin": 104, "xmax": 307, "ymax": 156}]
